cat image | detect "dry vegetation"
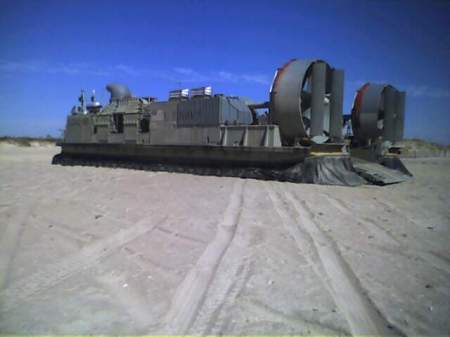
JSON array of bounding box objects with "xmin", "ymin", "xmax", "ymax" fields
[
  {"xmin": 0, "ymin": 136, "xmax": 60, "ymax": 147},
  {"xmin": 400, "ymin": 138, "xmax": 450, "ymax": 158}
]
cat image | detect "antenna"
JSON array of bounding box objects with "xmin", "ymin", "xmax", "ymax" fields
[
  {"xmin": 78, "ymin": 89, "xmax": 87, "ymax": 114},
  {"xmin": 79, "ymin": 89, "xmax": 85, "ymax": 106},
  {"xmin": 91, "ymin": 89, "xmax": 96, "ymax": 103}
]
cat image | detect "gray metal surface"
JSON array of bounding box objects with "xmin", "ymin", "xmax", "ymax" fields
[
  {"xmin": 352, "ymin": 158, "xmax": 411, "ymax": 185},
  {"xmin": 329, "ymin": 69, "xmax": 344, "ymax": 140},
  {"xmin": 106, "ymin": 83, "xmax": 132, "ymax": 101},
  {"xmin": 383, "ymin": 86, "xmax": 396, "ymax": 142},
  {"xmin": 269, "ymin": 59, "xmax": 339, "ymax": 144},
  {"xmin": 356, "ymin": 83, "xmax": 385, "ymax": 140},
  {"xmin": 269, "ymin": 59, "xmax": 313, "ymax": 141},
  {"xmin": 177, "ymin": 97, "xmax": 221, "ymax": 126},
  {"xmin": 53, "ymin": 145, "xmax": 362, "ymax": 185},
  {"xmin": 352, "ymin": 83, "xmax": 406, "ymax": 145},
  {"xmin": 394, "ymin": 91, "xmax": 406, "ymax": 142},
  {"xmin": 219, "ymin": 125, "xmax": 281, "ymax": 147},
  {"xmin": 310, "ymin": 62, "xmax": 327, "ymax": 137},
  {"xmin": 223, "ymin": 97, "xmax": 253, "ymax": 125},
  {"xmin": 58, "ymin": 142, "xmax": 310, "ymax": 168},
  {"xmin": 176, "ymin": 96, "xmax": 252, "ymax": 127}
]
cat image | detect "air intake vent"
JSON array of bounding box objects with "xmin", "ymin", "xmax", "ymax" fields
[
  {"xmin": 169, "ymin": 89, "xmax": 189, "ymax": 100},
  {"xmin": 191, "ymin": 86, "xmax": 212, "ymax": 98}
]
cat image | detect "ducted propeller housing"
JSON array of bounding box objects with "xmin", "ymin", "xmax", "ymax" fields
[
  {"xmin": 351, "ymin": 83, "xmax": 406, "ymax": 145},
  {"xmin": 269, "ymin": 59, "xmax": 344, "ymax": 145}
]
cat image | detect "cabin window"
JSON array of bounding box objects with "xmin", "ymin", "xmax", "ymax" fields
[
  {"xmin": 139, "ymin": 116, "xmax": 150, "ymax": 133},
  {"xmin": 112, "ymin": 113, "xmax": 124, "ymax": 133}
]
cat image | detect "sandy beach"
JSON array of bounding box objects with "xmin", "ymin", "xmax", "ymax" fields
[{"xmin": 0, "ymin": 143, "xmax": 449, "ymax": 336}]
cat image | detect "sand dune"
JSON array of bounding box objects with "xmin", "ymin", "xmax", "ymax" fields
[{"xmin": 0, "ymin": 144, "xmax": 449, "ymax": 336}]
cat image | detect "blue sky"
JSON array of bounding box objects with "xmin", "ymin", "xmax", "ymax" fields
[{"xmin": 1, "ymin": 0, "xmax": 449, "ymax": 143}]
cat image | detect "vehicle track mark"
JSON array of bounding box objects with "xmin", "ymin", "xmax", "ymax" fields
[
  {"xmin": 323, "ymin": 192, "xmax": 401, "ymax": 245},
  {"xmin": 156, "ymin": 226, "xmax": 208, "ymax": 245},
  {"xmin": 322, "ymin": 193, "xmax": 403, "ymax": 247},
  {"xmin": 258, "ymin": 242, "xmax": 311, "ymax": 270},
  {"xmin": 324, "ymin": 194, "xmax": 450, "ymax": 275},
  {"xmin": 376, "ymin": 199, "xmax": 421, "ymax": 227},
  {"xmin": 361, "ymin": 216, "xmax": 401, "ymax": 245},
  {"xmin": 135, "ymin": 252, "xmax": 178, "ymax": 273},
  {"xmin": 0, "ymin": 215, "xmax": 167, "ymax": 314},
  {"xmin": 357, "ymin": 242, "xmax": 450, "ymax": 279},
  {"xmin": 266, "ymin": 182, "xmax": 404, "ymax": 336},
  {"xmin": 321, "ymin": 193, "xmax": 352, "ymax": 215},
  {"xmin": 31, "ymin": 215, "xmax": 93, "ymax": 246},
  {"xmin": 242, "ymin": 297, "xmax": 348, "ymax": 335},
  {"xmin": 0, "ymin": 204, "xmax": 33, "ymax": 291},
  {"xmin": 192, "ymin": 258, "xmax": 252, "ymax": 335},
  {"xmin": 121, "ymin": 246, "xmax": 179, "ymax": 283},
  {"xmin": 323, "ymin": 195, "xmax": 450, "ymax": 276},
  {"xmin": 160, "ymin": 179, "xmax": 245, "ymax": 335}
]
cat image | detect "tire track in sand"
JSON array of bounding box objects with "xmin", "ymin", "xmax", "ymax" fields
[
  {"xmin": 160, "ymin": 179, "xmax": 245, "ymax": 335},
  {"xmin": 323, "ymin": 193, "xmax": 450, "ymax": 277},
  {"xmin": 0, "ymin": 203, "xmax": 34, "ymax": 291},
  {"xmin": 0, "ymin": 215, "xmax": 168, "ymax": 314},
  {"xmin": 242, "ymin": 297, "xmax": 348, "ymax": 335},
  {"xmin": 266, "ymin": 182, "xmax": 404, "ymax": 336},
  {"xmin": 321, "ymin": 193, "xmax": 400, "ymax": 245},
  {"xmin": 190, "ymin": 248, "xmax": 252, "ymax": 335}
]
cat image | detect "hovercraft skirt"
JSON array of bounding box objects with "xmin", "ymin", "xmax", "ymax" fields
[{"xmin": 53, "ymin": 143, "xmax": 364, "ymax": 186}]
